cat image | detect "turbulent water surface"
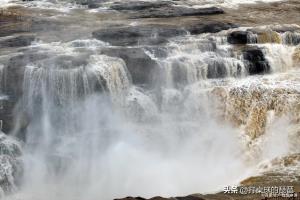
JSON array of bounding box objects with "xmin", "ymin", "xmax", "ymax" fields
[{"xmin": 0, "ymin": 0, "xmax": 300, "ymax": 199}]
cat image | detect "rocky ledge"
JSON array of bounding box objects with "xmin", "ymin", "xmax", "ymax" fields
[
  {"xmin": 80, "ymin": 0, "xmax": 224, "ymax": 18},
  {"xmin": 92, "ymin": 22, "xmax": 237, "ymax": 46}
]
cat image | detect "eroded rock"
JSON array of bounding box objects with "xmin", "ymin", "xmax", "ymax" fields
[
  {"xmin": 0, "ymin": 35, "xmax": 35, "ymax": 48},
  {"xmin": 129, "ymin": 6, "xmax": 224, "ymax": 19},
  {"xmin": 110, "ymin": 1, "xmax": 175, "ymax": 11},
  {"xmin": 256, "ymin": 30, "xmax": 281, "ymax": 44},
  {"xmin": 93, "ymin": 25, "xmax": 187, "ymax": 46},
  {"xmin": 282, "ymin": 31, "xmax": 300, "ymax": 45},
  {"xmin": 242, "ymin": 47, "xmax": 270, "ymax": 75},
  {"xmin": 101, "ymin": 47, "xmax": 160, "ymax": 86},
  {"xmin": 187, "ymin": 22, "xmax": 237, "ymax": 35},
  {"xmin": 227, "ymin": 31, "xmax": 253, "ymax": 44},
  {"xmin": 93, "ymin": 22, "xmax": 237, "ymax": 46}
]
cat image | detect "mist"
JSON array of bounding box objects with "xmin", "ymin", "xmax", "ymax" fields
[{"xmin": 7, "ymin": 91, "xmax": 251, "ymax": 200}]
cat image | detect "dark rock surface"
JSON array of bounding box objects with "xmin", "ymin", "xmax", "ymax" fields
[
  {"xmin": 105, "ymin": 1, "xmax": 224, "ymax": 19},
  {"xmin": 0, "ymin": 35, "xmax": 35, "ymax": 48},
  {"xmin": 101, "ymin": 47, "xmax": 160, "ymax": 87},
  {"xmin": 74, "ymin": 0, "xmax": 110, "ymax": 9},
  {"xmin": 227, "ymin": 31, "xmax": 254, "ymax": 44},
  {"xmin": 0, "ymin": 11, "xmax": 31, "ymax": 37},
  {"xmin": 243, "ymin": 47, "xmax": 270, "ymax": 75},
  {"xmin": 0, "ymin": 52, "xmax": 48, "ymax": 133},
  {"xmin": 207, "ymin": 60, "xmax": 229, "ymax": 79},
  {"xmin": 129, "ymin": 6, "xmax": 224, "ymax": 19},
  {"xmin": 93, "ymin": 22, "xmax": 237, "ymax": 46},
  {"xmin": 110, "ymin": 1, "xmax": 175, "ymax": 11},
  {"xmin": 282, "ymin": 31, "xmax": 300, "ymax": 45},
  {"xmin": 188, "ymin": 22, "xmax": 237, "ymax": 35},
  {"xmin": 93, "ymin": 25, "xmax": 187, "ymax": 46}
]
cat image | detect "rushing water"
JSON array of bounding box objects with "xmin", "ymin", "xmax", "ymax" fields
[
  {"xmin": 0, "ymin": 0, "xmax": 300, "ymax": 199},
  {"xmin": 4, "ymin": 39, "xmax": 251, "ymax": 199},
  {"xmin": 0, "ymin": 0, "xmax": 288, "ymax": 9}
]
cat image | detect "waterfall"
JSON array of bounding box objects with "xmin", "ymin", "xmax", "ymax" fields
[
  {"xmin": 0, "ymin": 64, "xmax": 5, "ymax": 95},
  {"xmin": 5, "ymin": 26, "xmax": 298, "ymax": 199},
  {"xmin": 3, "ymin": 37, "xmax": 254, "ymax": 199},
  {"xmin": 147, "ymin": 35, "xmax": 248, "ymax": 89}
]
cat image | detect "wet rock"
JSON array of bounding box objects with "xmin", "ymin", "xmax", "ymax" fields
[
  {"xmin": 171, "ymin": 58, "xmax": 189, "ymax": 87},
  {"xmin": 0, "ymin": 53, "xmax": 48, "ymax": 133},
  {"xmin": 0, "ymin": 11, "xmax": 31, "ymax": 37},
  {"xmin": 0, "ymin": 35, "xmax": 35, "ymax": 48},
  {"xmin": 40, "ymin": 54, "xmax": 89, "ymax": 69},
  {"xmin": 101, "ymin": 47, "xmax": 159, "ymax": 87},
  {"xmin": 187, "ymin": 22, "xmax": 237, "ymax": 35},
  {"xmin": 130, "ymin": 6, "xmax": 224, "ymax": 18},
  {"xmin": 6, "ymin": 52, "xmax": 48, "ymax": 97},
  {"xmin": 74, "ymin": 0, "xmax": 110, "ymax": 8},
  {"xmin": 270, "ymin": 25, "xmax": 300, "ymax": 33},
  {"xmin": 241, "ymin": 154, "xmax": 300, "ymax": 191},
  {"xmin": 227, "ymin": 31, "xmax": 254, "ymax": 44},
  {"xmin": 107, "ymin": 1, "xmax": 224, "ymax": 19},
  {"xmin": 93, "ymin": 25, "xmax": 187, "ymax": 46},
  {"xmin": 115, "ymin": 195, "xmax": 205, "ymax": 200},
  {"xmin": 242, "ymin": 47, "xmax": 270, "ymax": 75},
  {"xmin": 177, "ymin": 197, "xmax": 205, "ymax": 200},
  {"xmin": 256, "ymin": 30, "xmax": 281, "ymax": 44},
  {"xmin": 282, "ymin": 31, "xmax": 300, "ymax": 45},
  {"xmin": 207, "ymin": 60, "xmax": 228, "ymax": 79},
  {"xmin": 110, "ymin": 1, "xmax": 175, "ymax": 11},
  {"xmin": 93, "ymin": 22, "xmax": 237, "ymax": 47},
  {"xmin": 0, "ymin": 9, "xmax": 63, "ymax": 37},
  {"xmin": 114, "ymin": 194, "xmax": 266, "ymax": 200}
]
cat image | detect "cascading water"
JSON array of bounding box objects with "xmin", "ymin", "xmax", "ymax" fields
[
  {"xmin": 5, "ymin": 29, "xmax": 298, "ymax": 199},
  {"xmin": 5, "ymin": 39, "xmax": 253, "ymax": 199}
]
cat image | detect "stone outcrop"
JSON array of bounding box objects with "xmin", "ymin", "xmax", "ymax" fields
[
  {"xmin": 105, "ymin": 1, "xmax": 224, "ymax": 19},
  {"xmin": 0, "ymin": 34, "xmax": 35, "ymax": 48},
  {"xmin": 242, "ymin": 47, "xmax": 270, "ymax": 75},
  {"xmin": 101, "ymin": 47, "xmax": 160, "ymax": 86},
  {"xmin": 0, "ymin": 52, "xmax": 49, "ymax": 133},
  {"xmin": 256, "ymin": 30, "xmax": 281, "ymax": 44},
  {"xmin": 93, "ymin": 25, "xmax": 188, "ymax": 46},
  {"xmin": 282, "ymin": 31, "xmax": 300, "ymax": 45},
  {"xmin": 93, "ymin": 22, "xmax": 237, "ymax": 46},
  {"xmin": 228, "ymin": 31, "xmax": 253, "ymax": 44},
  {"xmin": 188, "ymin": 22, "xmax": 237, "ymax": 35},
  {"xmin": 127, "ymin": 6, "xmax": 224, "ymax": 19},
  {"xmin": 110, "ymin": 1, "xmax": 175, "ymax": 11}
]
